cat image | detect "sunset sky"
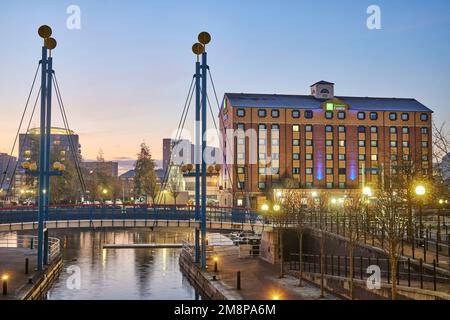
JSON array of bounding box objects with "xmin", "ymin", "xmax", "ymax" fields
[{"xmin": 1, "ymin": 0, "xmax": 449, "ymax": 172}]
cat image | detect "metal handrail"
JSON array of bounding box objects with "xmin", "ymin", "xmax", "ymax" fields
[{"xmin": 0, "ymin": 234, "xmax": 60, "ymax": 260}]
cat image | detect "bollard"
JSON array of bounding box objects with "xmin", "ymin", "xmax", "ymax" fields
[
  {"xmin": 344, "ymin": 255, "xmax": 348, "ymax": 278},
  {"xmin": 401, "ymin": 238, "xmax": 404, "ymax": 256},
  {"xmin": 25, "ymin": 258, "xmax": 29, "ymax": 275},
  {"xmin": 30, "ymin": 237, "xmax": 34, "ymax": 250},
  {"xmin": 412, "ymin": 236, "xmax": 415, "ymax": 259},
  {"xmin": 2, "ymin": 276, "xmax": 7, "ymax": 296},
  {"xmin": 407, "ymin": 258, "xmax": 411, "ymax": 287},
  {"xmin": 213, "ymin": 257, "xmax": 218, "ymax": 273},
  {"xmin": 433, "ymin": 260, "xmax": 437, "ymax": 291},
  {"xmin": 436, "ymin": 239, "xmax": 439, "ymax": 267},
  {"xmin": 423, "ymin": 237, "xmax": 427, "ymax": 264},
  {"xmin": 360, "ymin": 256, "xmax": 363, "ymax": 280},
  {"xmin": 237, "ymin": 271, "xmax": 241, "ymax": 290},
  {"xmin": 419, "ymin": 259, "xmax": 424, "ymax": 289}
]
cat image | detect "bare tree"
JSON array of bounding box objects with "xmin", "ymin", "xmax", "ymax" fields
[
  {"xmin": 282, "ymin": 190, "xmax": 306, "ymax": 286},
  {"xmin": 372, "ymin": 178, "xmax": 409, "ymax": 300},
  {"xmin": 343, "ymin": 195, "xmax": 363, "ymax": 300}
]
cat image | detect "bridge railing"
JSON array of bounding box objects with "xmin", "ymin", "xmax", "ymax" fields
[{"xmin": 0, "ymin": 204, "xmax": 265, "ymax": 226}]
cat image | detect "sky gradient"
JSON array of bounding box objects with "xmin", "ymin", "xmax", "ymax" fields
[{"xmin": 1, "ymin": 0, "xmax": 449, "ymax": 173}]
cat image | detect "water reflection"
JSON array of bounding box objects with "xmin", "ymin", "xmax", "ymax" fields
[{"xmin": 45, "ymin": 229, "xmax": 203, "ymax": 300}]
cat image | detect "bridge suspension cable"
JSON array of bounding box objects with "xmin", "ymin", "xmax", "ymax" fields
[
  {"xmin": 157, "ymin": 76, "xmax": 196, "ymax": 204},
  {"xmin": 1, "ymin": 63, "xmax": 41, "ymax": 193},
  {"xmin": 207, "ymin": 69, "xmax": 250, "ymax": 206},
  {"xmin": 52, "ymin": 74, "xmax": 87, "ymax": 196}
]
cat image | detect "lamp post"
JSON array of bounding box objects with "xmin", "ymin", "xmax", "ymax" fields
[
  {"xmin": 415, "ymin": 185, "xmax": 426, "ymax": 240},
  {"xmin": 363, "ymin": 187, "xmax": 372, "ymax": 243}
]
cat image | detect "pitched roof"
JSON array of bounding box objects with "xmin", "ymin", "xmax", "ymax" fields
[
  {"xmin": 224, "ymin": 93, "xmax": 433, "ymax": 113},
  {"xmin": 310, "ymin": 80, "xmax": 334, "ymax": 87}
]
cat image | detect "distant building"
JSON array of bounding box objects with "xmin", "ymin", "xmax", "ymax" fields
[
  {"xmin": 82, "ymin": 161, "xmax": 119, "ymax": 177},
  {"xmin": 441, "ymin": 153, "xmax": 450, "ymax": 182},
  {"xmin": 0, "ymin": 153, "xmax": 16, "ymax": 191},
  {"xmin": 119, "ymin": 169, "xmax": 135, "ymax": 200},
  {"xmin": 220, "ymin": 80, "xmax": 433, "ymax": 208},
  {"xmin": 18, "ymin": 127, "xmax": 81, "ymax": 166}
]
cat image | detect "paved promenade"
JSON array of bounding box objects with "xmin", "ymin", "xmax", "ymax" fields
[
  {"xmin": 206, "ymin": 246, "xmax": 339, "ymax": 300},
  {"xmin": 0, "ymin": 248, "xmax": 37, "ymax": 300}
]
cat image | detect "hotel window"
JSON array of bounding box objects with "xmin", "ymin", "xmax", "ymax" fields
[
  {"xmin": 326, "ymin": 154, "xmax": 333, "ymax": 160},
  {"xmin": 370, "ymin": 126, "xmax": 378, "ymax": 133},
  {"xmin": 402, "ymin": 141, "xmax": 409, "ymax": 147},
  {"xmin": 339, "ymin": 154, "xmax": 346, "ymax": 160},
  {"xmin": 305, "ymin": 125, "xmax": 313, "ymax": 132},
  {"xmin": 422, "ymin": 155, "xmax": 428, "ymax": 161},
  {"xmin": 258, "ymin": 167, "xmax": 266, "ymax": 174},
  {"xmin": 390, "ymin": 141, "xmax": 397, "ymax": 147},
  {"xmin": 305, "ymin": 182, "xmax": 313, "ymax": 188},
  {"xmin": 259, "ymin": 124, "xmax": 267, "ymax": 130},
  {"xmin": 338, "ymin": 182, "xmax": 346, "ymax": 189},
  {"xmin": 293, "ymin": 139, "xmax": 300, "ymax": 146},
  {"xmin": 371, "ymin": 154, "xmax": 378, "ymax": 161},
  {"xmin": 326, "ymin": 168, "xmax": 333, "ymax": 175},
  {"xmin": 272, "ymin": 153, "xmax": 280, "ymax": 160},
  {"xmin": 326, "ymin": 182, "xmax": 334, "ymax": 189},
  {"xmin": 390, "ymin": 127, "xmax": 397, "ymax": 134},
  {"xmin": 237, "ymin": 153, "xmax": 245, "ymax": 160},
  {"xmin": 258, "ymin": 182, "xmax": 266, "ymax": 190},
  {"xmin": 402, "ymin": 127, "xmax": 409, "ymax": 134},
  {"xmin": 403, "ymin": 155, "xmax": 410, "ymax": 161},
  {"xmin": 389, "ymin": 113, "xmax": 397, "ymax": 121},
  {"xmin": 337, "ymin": 111, "xmax": 346, "ymax": 119},
  {"xmin": 258, "ymin": 153, "xmax": 266, "ymax": 160},
  {"xmin": 390, "ymin": 155, "xmax": 398, "ymax": 161},
  {"xmin": 370, "ymin": 140, "xmax": 378, "ymax": 147},
  {"xmin": 237, "ymin": 109, "xmax": 245, "ymax": 117},
  {"xmin": 293, "ymin": 153, "xmax": 300, "ymax": 160},
  {"xmin": 401, "ymin": 113, "xmax": 409, "ymax": 121},
  {"xmin": 339, "ymin": 140, "xmax": 345, "ymax": 147},
  {"xmin": 237, "ymin": 138, "xmax": 245, "ymax": 145},
  {"xmin": 325, "ymin": 111, "xmax": 333, "ymax": 119},
  {"xmin": 306, "ymin": 140, "xmax": 313, "ymax": 146},
  {"xmin": 358, "ymin": 126, "xmax": 366, "ymax": 133},
  {"xmin": 237, "ymin": 167, "xmax": 245, "ymax": 174},
  {"xmin": 325, "ymin": 125, "xmax": 333, "ymax": 132},
  {"xmin": 272, "ymin": 139, "xmax": 279, "ymax": 146},
  {"xmin": 305, "ymin": 110, "xmax": 313, "ymax": 119},
  {"xmin": 359, "ymin": 140, "xmax": 365, "ymax": 147},
  {"xmin": 421, "ymin": 113, "xmax": 429, "ymax": 121},
  {"xmin": 237, "ymin": 123, "xmax": 245, "ymax": 130},
  {"xmin": 306, "ymin": 154, "xmax": 313, "ymax": 160},
  {"xmin": 370, "ymin": 112, "xmax": 378, "ymax": 120},
  {"xmin": 357, "ymin": 112, "xmax": 366, "ymax": 120},
  {"xmin": 306, "ymin": 168, "xmax": 313, "ymax": 175},
  {"xmin": 271, "ymin": 110, "xmax": 280, "ymax": 118},
  {"xmin": 293, "ymin": 125, "xmax": 300, "ymax": 132},
  {"xmin": 258, "ymin": 109, "xmax": 267, "ymax": 117},
  {"xmin": 421, "ymin": 127, "xmax": 428, "ymax": 134},
  {"xmin": 293, "ymin": 168, "xmax": 300, "ymax": 175},
  {"xmin": 338, "ymin": 126, "xmax": 345, "ymax": 133},
  {"xmin": 338, "ymin": 168, "xmax": 346, "ymax": 175},
  {"xmin": 358, "ymin": 154, "xmax": 366, "ymax": 161},
  {"xmin": 259, "ymin": 138, "xmax": 266, "ymax": 145},
  {"xmin": 292, "ymin": 110, "xmax": 300, "ymax": 118},
  {"xmin": 421, "ymin": 141, "xmax": 428, "ymax": 148},
  {"xmin": 326, "ymin": 140, "xmax": 333, "ymax": 146}
]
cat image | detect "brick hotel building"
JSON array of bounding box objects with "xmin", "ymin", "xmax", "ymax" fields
[{"xmin": 219, "ymin": 81, "xmax": 433, "ymax": 208}]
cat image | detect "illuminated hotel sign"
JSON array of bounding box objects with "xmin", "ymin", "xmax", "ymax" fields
[{"xmin": 323, "ymin": 98, "xmax": 348, "ymax": 112}]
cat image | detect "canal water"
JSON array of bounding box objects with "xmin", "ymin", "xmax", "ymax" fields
[{"xmin": 43, "ymin": 229, "xmax": 203, "ymax": 300}]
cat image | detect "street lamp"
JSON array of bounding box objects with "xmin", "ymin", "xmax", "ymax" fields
[
  {"xmin": 362, "ymin": 187, "xmax": 372, "ymax": 242},
  {"xmin": 415, "ymin": 185, "xmax": 426, "ymax": 239}
]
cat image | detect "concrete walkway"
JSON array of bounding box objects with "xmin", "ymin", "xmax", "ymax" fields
[
  {"xmin": 0, "ymin": 248, "xmax": 37, "ymax": 300},
  {"xmin": 206, "ymin": 246, "xmax": 339, "ymax": 300}
]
